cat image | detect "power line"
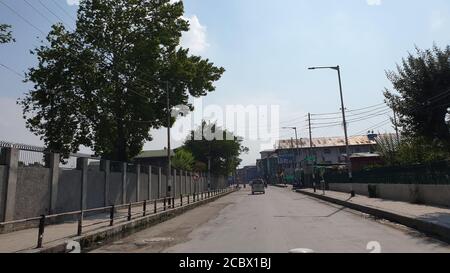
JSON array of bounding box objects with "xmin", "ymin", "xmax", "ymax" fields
[
  {"xmin": 0, "ymin": 0, "xmax": 46, "ymax": 36},
  {"xmin": 24, "ymin": 0, "xmax": 54, "ymax": 25},
  {"xmin": 51, "ymin": 0, "xmax": 77, "ymax": 21},
  {"xmin": 0, "ymin": 62, "xmax": 23, "ymax": 78},
  {"xmin": 37, "ymin": 0, "xmax": 73, "ymax": 31}
]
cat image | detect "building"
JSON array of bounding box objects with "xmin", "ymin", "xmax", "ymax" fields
[
  {"xmin": 257, "ymin": 150, "xmax": 279, "ymax": 184},
  {"xmin": 236, "ymin": 165, "xmax": 259, "ymax": 184},
  {"xmin": 350, "ymin": 153, "xmax": 383, "ymax": 171},
  {"xmin": 277, "ymin": 135, "xmax": 377, "ymax": 167},
  {"xmin": 133, "ymin": 149, "xmax": 175, "ymax": 168}
]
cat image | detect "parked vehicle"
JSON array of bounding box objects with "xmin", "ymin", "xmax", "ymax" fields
[{"xmin": 251, "ymin": 179, "xmax": 266, "ymax": 195}]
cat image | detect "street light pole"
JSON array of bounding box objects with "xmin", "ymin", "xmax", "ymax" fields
[{"xmin": 308, "ymin": 66, "xmax": 354, "ymax": 196}]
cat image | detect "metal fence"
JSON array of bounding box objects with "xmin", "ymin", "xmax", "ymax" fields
[{"xmin": 324, "ymin": 161, "xmax": 450, "ymax": 185}]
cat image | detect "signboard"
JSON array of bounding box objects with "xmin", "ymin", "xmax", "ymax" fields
[{"xmin": 192, "ymin": 173, "xmax": 200, "ymax": 181}]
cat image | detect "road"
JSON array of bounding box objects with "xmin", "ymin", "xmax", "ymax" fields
[{"xmin": 92, "ymin": 186, "xmax": 450, "ymax": 253}]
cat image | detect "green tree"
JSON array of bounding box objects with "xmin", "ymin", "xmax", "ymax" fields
[
  {"xmin": 0, "ymin": 24, "xmax": 14, "ymax": 44},
  {"xmin": 384, "ymin": 45, "xmax": 450, "ymax": 150},
  {"xmin": 183, "ymin": 122, "xmax": 249, "ymax": 176},
  {"xmin": 172, "ymin": 148, "xmax": 195, "ymax": 171},
  {"xmin": 20, "ymin": 0, "xmax": 225, "ymax": 160}
]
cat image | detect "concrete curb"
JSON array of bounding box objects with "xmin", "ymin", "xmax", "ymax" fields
[
  {"xmin": 20, "ymin": 189, "xmax": 237, "ymax": 253},
  {"xmin": 271, "ymin": 184, "xmax": 289, "ymax": 188},
  {"xmin": 296, "ymin": 189, "xmax": 450, "ymax": 244}
]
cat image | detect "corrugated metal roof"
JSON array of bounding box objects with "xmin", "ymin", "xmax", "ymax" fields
[
  {"xmin": 277, "ymin": 135, "xmax": 376, "ymax": 149},
  {"xmin": 135, "ymin": 149, "xmax": 175, "ymax": 159}
]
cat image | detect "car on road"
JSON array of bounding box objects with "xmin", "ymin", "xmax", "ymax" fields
[{"xmin": 251, "ymin": 179, "xmax": 266, "ymax": 195}]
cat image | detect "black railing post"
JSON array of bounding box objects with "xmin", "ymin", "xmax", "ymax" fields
[
  {"xmin": 110, "ymin": 205, "xmax": 115, "ymax": 226},
  {"xmin": 127, "ymin": 203, "xmax": 132, "ymax": 221},
  {"xmin": 154, "ymin": 200, "xmax": 157, "ymax": 214},
  {"xmin": 180, "ymin": 194, "xmax": 183, "ymax": 206},
  {"xmin": 163, "ymin": 198, "xmax": 166, "ymax": 211},
  {"xmin": 77, "ymin": 211, "xmax": 83, "ymax": 236},
  {"xmin": 172, "ymin": 197, "xmax": 175, "ymax": 208},
  {"xmin": 188, "ymin": 194, "xmax": 190, "ymax": 204},
  {"xmin": 36, "ymin": 215, "xmax": 45, "ymax": 248},
  {"xmin": 143, "ymin": 200, "xmax": 147, "ymax": 217}
]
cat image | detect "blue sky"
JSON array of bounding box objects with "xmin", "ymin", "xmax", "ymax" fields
[{"xmin": 1, "ymin": 0, "xmax": 450, "ymax": 166}]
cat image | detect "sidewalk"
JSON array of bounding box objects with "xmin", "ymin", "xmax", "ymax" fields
[
  {"xmin": 0, "ymin": 192, "xmax": 218, "ymax": 253},
  {"xmin": 296, "ymin": 188, "xmax": 450, "ymax": 243}
]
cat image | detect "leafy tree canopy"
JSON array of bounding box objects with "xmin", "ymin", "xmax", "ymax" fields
[
  {"xmin": 384, "ymin": 45, "xmax": 450, "ymax": 149},
  {"xmin": 172, "ymin": 148, "xmax": 195, "ymax": 171},
  {"xmin": 0, "ymin": 24, "xmax": 14, "ymax": 44},
  {"xmin": 20, "ymin": 0, "xmax": 225, "ymax": 161},
  {"xmin": 183, "ymin": 121, "xmax": 249, "ymax": 176}
]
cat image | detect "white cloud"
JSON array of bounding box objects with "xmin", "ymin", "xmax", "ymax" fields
[
  {"xmin": 66, "ymin": 0, "xmax": 80, "ymax": 6},
  {"xmin": 181, "ymin": 15, "xmax": 210, "ymax": 55},
  {"xmin": 430, "ymin": 10, "xmax": 446, "ymax": 31},
  {"xmin": 366, "ymin": 0, "xmax": 382, "ymax": 6}
]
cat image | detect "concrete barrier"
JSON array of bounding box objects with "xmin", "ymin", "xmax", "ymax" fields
[
  {"xmin": 296, "ymin": 189, "xmax": 450, "ymax": 244},
  {"xmin": 21, "ymin": 189, "xmax": 237, "ymax": 253}
]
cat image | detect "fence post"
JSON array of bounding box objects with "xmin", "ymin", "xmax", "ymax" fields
[
  {"xmin": 173, "ymin": 169, "xmax": 177, "ymax": 199},
  {"xmin": 143, "ymin": 200, "xmax": 147, "ymax": 217},
  {"xmin": 185, "ymin": 170, "xmax": 188, "ymax": 196},
  {"xmin": 148, "ymin": 165, "xmax": 152, "ymax": 201},
  {"xmin": 36, "ymin": 215, "xmax": 45, "ymax": 248},
  {"xmin": 136, "ymin": 164, "xmax": 141, "ymax": 202},
  {"xmin": 127, "ymin": 203, "xmax": 132, "ymax": 221},
  {"xmin": 158, "ymin": 168, "xmax": 162, "ymax": 199},
  {"xmin": 163, "ymin": 197, "xmax": 166, "ymax": 211},
  {"xmin": 49, "ymin": 152, "xmax": 60, "ymax": 215},
  {"xmin": 180, "ymin": 194, "xmax": 183, "ymax": 206},
  {"xmin": 1, "ymin": 147, "xmax": 18, "ymax": 222},
  {"xmin": 122, "ymin": 163, "xmax": 127, "ymax": 205},
  {"xmin": 109, "ymin": 205, "xmax": 115, "ymax": 226},
  {"xmin": 104, "ymin": 160, "xmax": 111, "ymax": 207},
  {"xmin": 154, "ymin": 199, "xmax": 157, "ymax": 214},
  {"xmin": 77, "ymin": 157, "xmax": 88, "ymax": 212},
  {"xmin": 77, "ymin": 211, "xmax": 83, "ymax": 236}
]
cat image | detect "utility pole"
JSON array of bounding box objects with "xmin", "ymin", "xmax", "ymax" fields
[
  {"xmin": 308, "ymin": 113, "xmax": 315, "ymax": 181},
  {"xmin": 166, "ymin": 81, "xmax": 172, "ymax": 205},
  {"xmin": 308, "ymin": 65, "xmax": 353, "ymax": 196},
  {"xmin": 336, "ymin": 66, "xmax": 352, "ymax": 181},
  {"xmin": 308, "ymin": 113, "xmax": 313, "ymax": 158}
]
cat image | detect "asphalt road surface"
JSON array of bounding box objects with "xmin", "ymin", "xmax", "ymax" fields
[{"xmin": 92, "ymin": 186, "xmax": 450, "ymax": 253}]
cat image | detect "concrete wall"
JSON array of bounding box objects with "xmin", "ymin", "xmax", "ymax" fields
[
  {"xmin": 14, "ymin": 167, "xmax": 51, "ymax": 220},
  {"xmin": 329, "ymin": 183, "xmax": 450, "ymax": 207},
  {"xmin": 151, "ymin": 173, "xmax": 159, "ymax": 199},
  {"xmin": 125, "ymin": 172, "xmax": 137, "ymax": 203},
  {"xmin": 139, "ymin": 173, "xmax": 149, "ymax": 201},
  {"xmin": 87, "ymin": 170, "xmax": 105, "ymax": 209},
  {"xmin": 0, "ymin": 151, "xmax": 227, "ymax": 221},
  {"xmin": 0, "ymin": 166, "xmax": 7, "ymax": 221},
  {"xmin": 56, "ymin": 169, "xmax": 82, "ymax": 213}
]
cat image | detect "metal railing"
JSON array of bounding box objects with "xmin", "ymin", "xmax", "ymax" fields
[{"xmin": 0, "ymin": 188, "xmax": 232, "ymax": 250}]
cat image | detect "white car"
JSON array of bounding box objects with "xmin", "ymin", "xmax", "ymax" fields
[{"xmin": 251, "ymin": 179, "xmax": 266, "ymax": 195}]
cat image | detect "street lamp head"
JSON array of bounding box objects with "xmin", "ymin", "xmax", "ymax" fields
[{"xmin": 308, "ymin": 67, "xmax": 316, "ymax": 70}]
